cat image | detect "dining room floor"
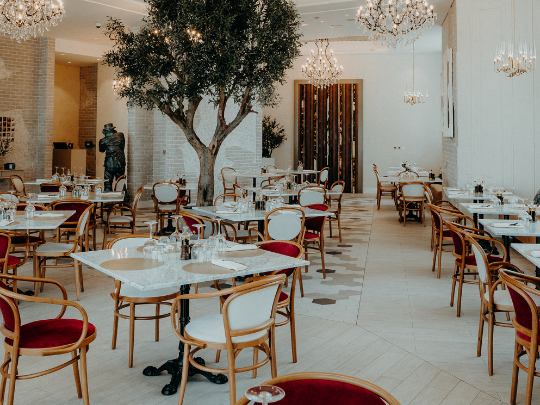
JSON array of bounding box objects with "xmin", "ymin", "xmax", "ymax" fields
[{"xmin": 4, "ymin": 194, "xmax": 538, "ymax": 405}]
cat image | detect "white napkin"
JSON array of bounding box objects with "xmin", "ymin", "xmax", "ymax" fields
[
  {"xmin": 226, "ymin": 244, "xmax": 258, "ymax": 252},
  {"xmin": 446, "ymin": 188, "xmax": 462, "ymax": 192},
  {"xmin": 529, "ymin": 250, "xmax": 540, "ymax": 258},
  {"xmin": 100, "ymin": 192, "xmax": 123, "ymax": 196},
  {"xmin": 36, "ymin": 179, "xmax": 49, "ymax": 183},
  {"xmin": 38, "ymin": 194, "xmax": 58, "ymax": 198},
  {"xmin": 0, "ymin": 220, "xmax": 14, "ymax": 226},
  {"xmin": 478, "ymin": 204, "xmax": 494, "ymax": 208},
  {"xmin": 215, "ymin": 210, "xmax": 239, "ymax": 214},
  {"xmin": 491, "ymin": 222, "xmax": 524, "ymax": 228},
  {"xmin": 211, "ymin": 260, "xmax": 247, "ymax": 271},
  {"xmin": 35, "ymin": 212, "xmax": 64, "ymax": 217}
]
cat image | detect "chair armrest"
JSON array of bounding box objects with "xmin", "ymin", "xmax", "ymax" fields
[{"xmin": 248, "ymin": 228, "xmax": 264, "ymax": 243}]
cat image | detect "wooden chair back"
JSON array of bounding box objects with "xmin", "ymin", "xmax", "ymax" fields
[
  {"xmin": 51, "ymin": 200, "xmax": 94, "ymax": 226},
  {"xmin": 304, "ymin": 204, "xmax": 330, "ymax": 233},
  {"xmin": 152, "ymin": 182, "xmax": 180, "ymax": 203},
  {"xmin": 10, "ymin": 175, "xmax": 25, "ymax": 195},
  {"xmin": 465, "ymin": 232, "xmax": 507, "ymax": 289},
  {"xmin": 318, "ymin": 167, "xmax": 329, "ymax": 187},
  {"xmin": 221, "ymin": 167, "xmax": 237, "ymax": 187},
  {"xmin": 213, "ymin": 193, "xmax": 243, "ymax": 206},
  {"xmin": 263, "ymin": 207, "xmax": 305, "ymax": 243},
  {"xmin": 298, "ymin": 186, "xmax": 326, "ymax": 206},
  {"xmin": 40, "ymin": 183, "xmax": 61, "ymax": 193},
  {"xmin": 107, "ymin": 234, "xmax": 159, "ymax": 249},
  {"xmin": 114, "ymin": 175, "xmax": 127, "ymax": 192}
]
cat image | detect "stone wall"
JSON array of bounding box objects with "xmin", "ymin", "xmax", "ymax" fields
[
  {"xmin": 79, "ymin": 65, "xmax": 98, "ymax": 177},
  {"xmin": 441, "ymin": 0, "xmax": 458, "ymax": 187},
  {"xmin": 0, "ymin": 37, "xmax": 55, "ymax": 185}
]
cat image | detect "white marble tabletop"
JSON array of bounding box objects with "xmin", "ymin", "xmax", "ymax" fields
[
  {"xmin": 444, "ymin": 188, "xmax": 518, "ymax": 201},
  {"xmin": 479, "ymin": 219, "xmax": 540, "ymax": 237},
  {"xmin": 23, "ymin": 192, "xmax": 125, "ymax": 204},
  {"xmin": 235, "ymin": 172, "xmax": 280, "ymax": 179},
  {"xmin": 244, "ymin": 187, "xmax": 341, "ymax": 197},
  {"xmin": 143, "ymin": 184, "xmax": 197, "ymax": 191},
  {"xmin": 189, "ymin": 205, "xmax": 333, "ymax": 222},
  {"xmin": 459, "ymin": 202, "xmax": 524, "ymax": 216},
  {"xmin": 0, "ymin": 210, "xmax": 75, "ymax": 230},
  {"xmin": 26, "ymin": 179, "xmax": 104, "ymax": 186},
  {"xmin": 382, "ymin": 176, "xmax": 441, "ymax": 184},
  {"xmin": 512, "ymin": 243, "xmax": 540, "ymax": 267},
  {"xmin": 71, "ymin": 243, "xmax": 309, "ymax": 291},
  {"xmin": 387, "ymin": 170, "xmax": 429, "ymax": 177}
]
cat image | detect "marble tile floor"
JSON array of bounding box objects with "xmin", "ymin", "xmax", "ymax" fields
[{"xmin": 3, "ymin": 195, "xmax": 538, "ymax": 405}]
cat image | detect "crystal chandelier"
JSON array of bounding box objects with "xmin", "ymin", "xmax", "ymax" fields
[
  {"xmin": 112, "ymin": 77, "xmax": 131, "ymax": 94},
  {"xmin": 186, "ymin": 28, "xmax": 202, "ymax": 43},
  {"xmin": 356, "ymin": 0, "xmax": 436, "ymax": 49},
  {"xmin": 404, "ymin": 42, "xmax": 427, "ymax": 105},
  {"xmin": 0, "ymin": 0, "xmax": 65, "ymax": 43},
  {"xmin": 494, "ymin": 0, "xmax": 536, "ymax": 78},
  {"xmin": 301, "ymin": 39, "xmax": 343, "ymax": 89}
]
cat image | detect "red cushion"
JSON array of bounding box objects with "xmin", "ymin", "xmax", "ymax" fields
[
  {"xmin": 442, "ymin": 230, "xmax": 452, "ymax": 237},
  {"xmin": 0, "ymin": 280, "xmax": 18, "ymax": 331},
  {"xmin": 508, "ymin": 287, "xmax": 540, "ymax": 344},
  {"xmin": 9, "ymin": 235, "xmax": 43, "ymax": 245},
  {"xmin": 5, "ymin": 319, "xmax": 96, "ymax": 349},
  {"xmin": 7, "ymin": 255, "xmax": 20, "ymax": 268},
  {"xmin": 53, "ymin": 203, "xmax": 91, "ymax": 223},
  {"xmin": 304, "ymin": 231, "xmax": 319, "ymax": 240},
  {"xmin": 459, "ymin": 255, "xmax": 504, "ymax": 266},
  {"xmin": 254, "ymin": 379, "xmax": 386, "ymax": 405},
  {"xmin": 279, "ymin": 291, "xmax": 289, "ymax": 302},
  {"xmin": 258, "ymin": 242, "xmax": 301, "ymax": 278}
]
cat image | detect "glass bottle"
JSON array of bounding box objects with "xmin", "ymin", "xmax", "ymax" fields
[{"xmin": 25, "ymin": 202, "xmax": 35, "ymax": 219}]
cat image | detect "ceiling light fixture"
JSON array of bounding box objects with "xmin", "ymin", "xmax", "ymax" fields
[
  {"xmin": 356, "ymin": 0, "xmax": 436, "ymax": 48},
  {"xmin": 301, "ymin": 39, "xmax": 343, "ymax": 89},
  {"xmin": 494, "ymin": 0, "xmax": 536, "ymax": 77},
  {"xmin": 404, "ymin": 42, "xmax": 427, "ymax": 105},
  {"xmin": 0, "ymin": 0, "xmax": 66, "ymax": 43},
  {"xmin": 112, "ymin": 76, "xmax": 131, "ymax": 94}
]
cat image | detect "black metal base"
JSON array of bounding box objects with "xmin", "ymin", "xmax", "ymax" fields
[
  {"xmin": 161, "ymin": 218, "xmax": 176, "ymax": 235},
  {"xmin": 143, "ymin": 356, "xmax": 228, "ymax": 395}
]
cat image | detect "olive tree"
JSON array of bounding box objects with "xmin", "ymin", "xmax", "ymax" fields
[{"xmin": 104, "ymin": 0, "xmax": 302, "ymax": 205}]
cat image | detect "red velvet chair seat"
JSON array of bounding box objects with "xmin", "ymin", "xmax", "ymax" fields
[
  {"xmin": 9, "ymin": 235, "xmax": 43, "ymax": 245},
  {"xmin": 459, "ymin": 255, "xmax": 504, "ymax": 266},
  {"xmin": 304, "ymin": 231, "xmax": 319, "ymax": 240},
  {"xmin": 254, "ymin": 379, "xmax": 386, "ymax": 405},
  {"xmin": 5, "ymin": 319, "xmax": 96, "ymax": 349},
  {"xmin": 442, "ymin": 230, "xmax": 452, "ymax": 237},
  {"xmin": 7, "ymin": 255, "xmax": 21, "ymax": 267}
]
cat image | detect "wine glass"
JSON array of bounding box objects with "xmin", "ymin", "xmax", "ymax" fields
[
  {"xmin": 215, "ymin": 218, "xmax": 226, "ymax": 254},
  {"xmin": 193, "ymin": 223, "xmax": 204, "ymax": 241},
  {"xmin": 245, "ymin": 386, "xmax": 285, "ymax": 405},
  {"xmin": 171, "ymin": 215, "xmax": 183, "ymax": 245},
  {"xmin": 143, "ymin": 221, "xmax": 158, "ymax": 247}
]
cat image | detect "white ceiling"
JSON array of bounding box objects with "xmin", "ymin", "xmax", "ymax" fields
[{"xmin": 42, "ymin": 0, "xmax": 450, "ymax": 66}]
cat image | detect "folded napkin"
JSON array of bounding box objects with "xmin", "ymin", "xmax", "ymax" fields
[
  {"xmin": 37, "ymin": 194, "xmax": 58, "ymax": 198},
  {"xmin": 215, "ymin": 210, "xmax": 240, "ymax": 214},
  {"xmin": 100, "ymin": 192, "xmax": 123, "ymax": 196},
  {"xmin": 226, "ymin": 244, "xmax": 258, "ymax": 252},
  {"xmin": 491, "ymin": 222, "xmax": 524, "ymax": 228},
  {"xmin": 478, "ymin": 205, "xmax": 494, "ymax": 208},
  {"xmin": 0, "ymin": 220, "xmax": 14, "ymax": 226},
  {"xmin": 211, "ymin": 260, "xmax": 247, "ymax": 271},
  {"xmin": 35, "ymin": 213, "xmax": 64, "ymax": 217},
  {"xmin": 446, "ymin": 188, "xmax": 462, "ymax": 192},
  {"xmin": 529, "ymin": 250, "xmax": 540, "ymax": 258},
  {"xmin": 36, "ymin": 179, "xmax": 49, "ymax": 182}
]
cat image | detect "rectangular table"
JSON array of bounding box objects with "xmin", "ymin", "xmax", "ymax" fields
[
  {"xmin": 382, "ymin": 176, "xmax": 442, "ymax": 184},
  {"xmin": 0, "ymin": 210, "xmax": 76, "ymax": 230},
  {"xmin": 511, "ymin": 243, "xmax": 540, "ymax": 278},
  {"xmin": 26, "ymin": 179, "xmax": 104, "ymax": 186},
  {"xmin": 479, "ymin": 219, "xmax": 540, "ymax": 261},
  {"xmin": 143, "ymin": 184, "xmax": 197, "ymax": 191},
  {"xmin": 444, "ymin": 189, "xmax": 518, "ymax": 202},
  {"xmin": 23, "ymin": 192, "xmax": 125, "ymax": 204},
  {"xmin": 72, "ymin": 243, "xmax": 309, "ymax": 395},
  {"xmin": 459, "ymin": 202, "xmax": 524, "ymax": 227}
]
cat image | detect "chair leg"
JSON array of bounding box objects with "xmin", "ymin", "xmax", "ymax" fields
[
  {"xmin": 74, "ymin": 259, "xmax": 81, "ymax": 301},
  {"xmin": 290, "ymin": 307, "xmax": 297, "ymax": 363},
  {"xmin": 328, "ymin": 220, "xmax": 333, "ymax": 238},
  {"xmin": 320, "ymin": 239, "xmax": 326, "ymax": 279},
  {"xmin": 252, "ymin": 348, "xmax": 258, "ymax": 378},
  {"xmin": 304, "ymin": 251, "xmax": 309, "ymax": 273},
  {"xmin": 155, "ymin": 304, "xmax": 160, "ymax": 342},
  {"xmin": 6, "ymin": 351, "xmax": 18, "ymax": 405},
  {"xmin": 0, "ymin": 352, "xmax": 9, "ymax": 404},
  {"xmin": 431, "ymin": 241, "xmax": 438, "ymax": 273},
  {"xmin": 79, "ymin": 262, "xmax": 84, "ymax": 292},
  {"xmin": 525, "ymin": 345, "xmax": 537, "ymax": 405},
  {"xmin": 79, "ymin": 346, "xmax": 90, "ymax": 405},
  {"xmin": 112, "ymin": 305, "xmax": 119, "ymax": 350},
  {"xmin": 437, "ymin": 241, "xmax": 443, "ymax": 279},
  {"xmin": 450, "ymin": 263, "xmax": 458, "ymax": 307},
  {"xmin": 337, "ymin": 214, "xmax": 342, "ymax": 242},
  {"xmin": 488, "ymin": 308, "xmax": 495, "ymax": 375},
  {"xmin": 71, "ymin": 350, "xmax": 83, "ymax": 398},
  {"xmin": 269, "ymin": 327, "xmax": 278, "ymax": 379},
  {"xmin": 226, "ymin": 347, "xmax": 237, "ymax": 405},
  {"xmin": 102, "ymin": 224, "xmax": 109, "ymax": 250},
  {"xmin": 477, "ymin": 303, "xmax": 485, "ymax": 358},
  {"xmin": 456, "ymin": 264, "xmax": 465, "ymax": 317},
  {"xmin": 129, "ymin": 302, "xmax": 135, "ymax": 368},
  {"xmin": 177, "ymin": 344, "xmax": 190, "ymax": 405},
  {"xmin": 510, "ymin": 341, "xmax": 520, "ymax": 404},
  {"xmin": 298, "ymin": 270, "xmax": 304, "ymax": 297},
  {"xmin": 215, "ymin": 350, "xmax": 221, "ymax": 363}
]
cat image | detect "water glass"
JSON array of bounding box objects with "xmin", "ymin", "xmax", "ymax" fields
[{"xmin": 143, "ymin": 246, "xmax": 153, "ymax": 260}]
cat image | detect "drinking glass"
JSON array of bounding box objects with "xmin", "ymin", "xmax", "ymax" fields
[
  {"xmin": 143, "ymin": 246, "xmax": 153, "ymax": 260},
  {"xmin": 215, "ymin": 218, "xmax": 226, "ymax": 254},
  {"xmin": 143, "ymin": 221, "xmax": 158, "ymax": 247},
  {"xmin": 245, "ymin": 386, "xmax": 285, "ymax": 405},
  {"xmin": 171, "ymin": 215, "xmax": 183, "ymax": 245},
  {"xmin": 193, "ymin": 223, "xmax": 204, "ymax": 241}
]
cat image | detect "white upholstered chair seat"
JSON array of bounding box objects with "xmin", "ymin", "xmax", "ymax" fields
[
  {"xmin": 484, "ymin": 289, "xmax": 540, "ymax": 307},
  {"xmin": 185, "ymin": 314, "xmax": 267, "ymax": 344},
  {"xmin": 158, "ymin": 204, "xmax": 177, "ymax": 211},
  {"xmin": 118, "ymin": 283, "xmax": 179, "ymax": 299},
  {"xmin": 109, "ymin": 215, "xmax": 133, "ymax": 223},
  {"xmin": 35, "ymin": 243, "xmax": 74, "ymax": 253}
]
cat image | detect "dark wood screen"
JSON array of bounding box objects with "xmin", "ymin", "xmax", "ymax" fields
[{"xmin": 297, "ymin": 83, "xmax": 360, "ymax": 193}]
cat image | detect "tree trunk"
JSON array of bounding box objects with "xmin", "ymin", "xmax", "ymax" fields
[{"xmin": 197, "ymin": 147, "xmax": 216, "ymax": 206}]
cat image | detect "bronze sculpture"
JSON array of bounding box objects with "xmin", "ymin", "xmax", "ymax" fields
[{"xmin": 99, "ymin": 123, "xmax": 126, "ymax": 192}]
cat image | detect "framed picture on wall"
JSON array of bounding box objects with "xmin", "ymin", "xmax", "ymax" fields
[{"xmin": 442, "ymin": 48, "xmax": 454, "ymax": 138}]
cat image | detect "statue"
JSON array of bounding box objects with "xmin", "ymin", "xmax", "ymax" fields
[{"xmin": 99, "ymin": 123, "xmax": 126, "ymax": 192}]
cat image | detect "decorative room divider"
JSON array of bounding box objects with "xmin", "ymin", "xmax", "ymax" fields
[{"xmin": 295, "ymin": 80, "xmax": 363, "ymax": 193}]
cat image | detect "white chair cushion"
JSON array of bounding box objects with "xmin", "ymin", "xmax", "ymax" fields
[
  {"xmin": 484, "ymin": 289, "xmax": 540, "ymax": 307},
  {"xmin": 109, "ymin": 215, "xmax": 133, "ymax": 223},
  {"xmin": 185, "ymin": 314, "xmax": 267, "ymax": 344},
  {"xmin": 119, "ymin": 283, "xmax": 179, "ymax": 299},
  {"xmin": 35, "ymin": 243, "xmax": 73, "ymax": 253},
  {"xmin": 158, "ymin": 204, "xmax": 177, "ymax": 211}
]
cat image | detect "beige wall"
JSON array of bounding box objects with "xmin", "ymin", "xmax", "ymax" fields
[{"xmin": 53, "ymin": 64, "xmax": 80, "ymax": 144}]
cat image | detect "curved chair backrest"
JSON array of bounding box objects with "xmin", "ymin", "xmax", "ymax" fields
[
  {"xmin": 298, "ymin": 187, "xmax": 326, "ymax": 206},
  {"xmin": 222, "ymin": 274, "xmax": 285, "ymax": 343},
  {"xmin": 15, "ymin": 203, "xmax": 47, "ymax": 212},
  {"xmin": 114, "ymin": 175, "xmax": 127, "ymax": 192},
  {"xmin": 266, "ymin": 165, "xmax": 277, "ymax": 173},
  {"xmin": 0, "ymin": 232, "xmax": 12, "ymax": 273},
  {"xmin": 213, "ymin": 193, "xmax": 242, "ymax": 206},
  {"xmin": 179, "ymin": 210, "xmax": 208, "ymax": 238},
  {"xmin": 398, "ymin": 170, "xmax": 419, "ymax": 180},
  {"xmin": 256, "ymin": 241, "xmax": 304, "ymax": 278},
  {"xmin": 499, "ymin": 269, "xmax": 540, "ymax": 347},
  {"xmin": 221, "ymin": 167, "xmax": 237, "ymax": 185},
  {"xmin": 264, "ymin": 208, "xmax": 305, "ymax": 242},
  {"xmin": 77, "ymin": 205, "xmax": 93, "ymax": 240},
  {"xmin": 153, "ymin": 182, "xmax": 180, "ymax": 203},
  {"xmin": 234, "ymin": 372, "xmax": 401, "ymax": 405},
  {"xmin": 318, "ymin": 167, "xmax": 329, "ymax": 186},
  {"xmin": 52, "ymin": 200, "xmax": 93, "ymax": 225},
  {"xmin": 373, "ymin": 166, "xmax": 382, "ymax": 187},
  {"xmin": 304, "ymin": 203, "xmax": 330, "ymax": 233},
  {"xmin": 10, "ymin": 175, "xmax": 25, "ymax": 195},
  {"xmin": 131, "ymin": 187, "xmax": 144, "ymax": 220},
  {"xmin": 427, "ymin": 203, "xmax": 444, "ymax": 232},
  {"xmin": 107, "ymin": 234, "xmax": 159, "ymax": 249},
  {"xmin": 40, "ymin": 183, "xmax": 61, "ymax": 193},
  {"xmin": 466, "ymin": 234, "xmax": 491, "ymax": 284},
  {"xmin": 399, "ymin": 182, "xmax": 425, "ymax": 199},
  {"xmin": 0, "ymin": 193, "xmax": 19, "ymax": 203}
]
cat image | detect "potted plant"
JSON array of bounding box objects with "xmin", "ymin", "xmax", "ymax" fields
[{"xmin": 262, "ymin": 116, "xmax": 287, "ymax": 162}]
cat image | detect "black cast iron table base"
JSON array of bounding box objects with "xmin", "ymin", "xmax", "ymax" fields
[{"xmin": 143, "ymin": 357, "xmax": 227, "ymax": 396}]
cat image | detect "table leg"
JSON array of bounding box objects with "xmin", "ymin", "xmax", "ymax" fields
[
  {"xmin": 473, "ymin": 213, "xmax": 478, "ymax": 228},
  {"xmin": 161, "ymin": 216, "xmax": 176, "ymax": 235},
  {"xmin": 503, "ymin": 235, "xmax": 511, "ymax": 261},
  {"xmin": 142, "ymin": 284, "xmax": 227, "ymax": 395}
]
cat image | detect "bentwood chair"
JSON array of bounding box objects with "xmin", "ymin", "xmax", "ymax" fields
[
  {"xmin": 102, "ymin": 186, "xmax": 144, "ymax": 249},
  {"xmin": 316, "ymin": 167, "xmax": 329, "ymax": 188},
  {"xmin": 0, "ymin": 276, "xmax": 96, "ymax": 405},
  {"xmin": 114, "ymin": 174, "xmax": 127, "ymax": 192},
  {"xmin": 373, "ymin": 165, "xmax": 396, "ymax": 210},
  {"xmin": 499, "ymin": 270, "xmax": 540, "ymax": 405},
  {"xmin": 446, "ymin": 222, "xmax": 505, "ymax": 317},
  {"xmin": 427, "ymin": 204, "xmax": 460, "ymax": 278},
  {"xmin": 396, "ymin": 182, "xmax": 428, "ymax": 226},
  {"xmin": 0, "ymin": 233, "xmax": 24, "ymax": 301},
  {"xmin": 152, "ymin": 182, "xmax": 181, "ymax": 235},
  {"xmin": 39, "ymin": 183, "xmax": 62, "ymax": 193},
  {"xmin": 298, "ymin": 186, "xmax": 326, "ymax": 206},
  {"xmin": 234, "ymin": 372, "xmax": 401, "ymax": 405},
  {"xmin": 107, "ymin": 235, "xmax": 181, "ymax": 367},
  {"xmin": 9, "ymin": 175, "xmax": 25, "ymax": 196},
  {"xmin": 221, "ymin": 167, "xmax": 237, "ymax": 197},
  {"xmin": 303, "ymin": 203, "xmax": 330, "ymax": 278},
  {"xmin": 0, "ymin": 194, "xmax": 19, "ymax": 204},
  {"xmin": 326, "ymin": 180, "xmax": 345, "ymax": 241},
  {"xmin": 34, "ymin": 205, "xmax": 92, "ymax": 301},
  {"xmin": 171, "ymin": 275, "xmax": 286, "ymax": 405},
  {"xmin": 466, "ymin": 234, "xmax": 532, "ymax": 376},
  {"xmin": 52, "ymin": 200, "xmax": 96, "ymax": 251}
]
